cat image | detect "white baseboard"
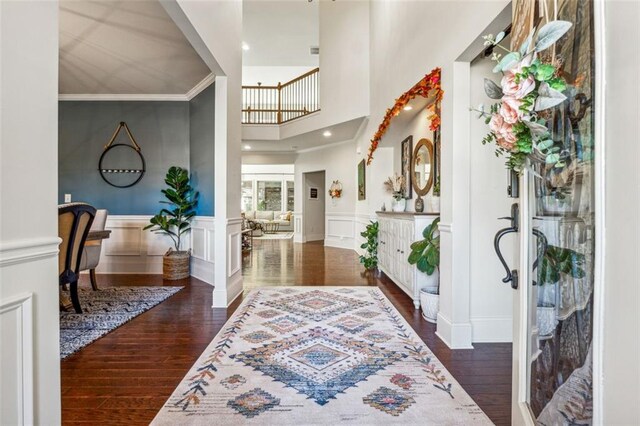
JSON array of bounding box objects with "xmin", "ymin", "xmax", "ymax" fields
[
  {"xmin": 436, "ymin": 312, "xmax": 474, "ymax": 349},
  {"xmin": 471, "ymin": 316, "xmax": 513, "ymax": 343},
  {"xmin": 191, "ymin": 257, "xmax": 214, "ymax": 285},
  {"xmin": 324, "ymin": 236, "xmax": 354, "ymax": 250},
  {"xmin": 212, "ymin": 272, "xmax": 243, "ymax": 308}
]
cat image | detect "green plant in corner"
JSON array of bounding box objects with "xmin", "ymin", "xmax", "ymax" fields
[
  {"xmin": 359, "ymin": 221, "xmax": 379, "ymax": 270},
  {"xmin": 144, "ymin": 166, "xmax": 199, "ymax": 252},
  {"xmin": 408, "ymin": 217, "xmax": 440, "ymax": 289}
]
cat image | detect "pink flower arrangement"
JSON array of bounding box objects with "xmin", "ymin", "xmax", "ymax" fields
[{"xmin": 475, "ymin": 21, "xmax": 573, "ymax": 172}]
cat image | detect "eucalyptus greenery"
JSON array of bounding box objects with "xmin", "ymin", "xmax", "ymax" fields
[
  {"xmin": 408, "ymin": 218, "xmax": 440, "ymax": 290},
  {"xmin": 144, "ymin": 166, "xmax": 199, "ymax": 252},
  {"xmin": 473, "ymin": 20, "xmax": 574, "ymax": 172},
  {"xmin": 433, "ymin": 176, "xmax": 441, "ymax": 197},
  {"xmin": 538, "ymin": 244, "xmax": 586, "ymax": 286},
  {"xmin": 359, "ymin": 221, "xmax": 379, "ymax": 270}
]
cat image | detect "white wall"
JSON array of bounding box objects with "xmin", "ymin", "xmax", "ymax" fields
[
  {"xmin": 303, "ymin": 171, "xmax": 326, "ymax": 242},
  {"xmin": 295, "ymin": 141, "xmax": 362, "ymax": 248},
  {"xmin": 0, "ymin": 1, "xmax": 61, "ymax": 423},
  {"xmin": 468, "ymin": 55, "xmax": 514, "ymax": 343},
  {"xmin": 242, "ymin": 66, "xmax": 317, "ymax": 86},
  {"xmin": 600, "ymin": 1, "xmax": 640, "ymax": 424}
]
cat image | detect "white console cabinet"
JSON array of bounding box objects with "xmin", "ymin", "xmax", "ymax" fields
[{"xmin": 377, "ymin": 212, "xmax": 439, "ymax": 309}]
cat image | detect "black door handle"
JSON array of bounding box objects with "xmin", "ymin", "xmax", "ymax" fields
[{"xmin": 494, "ymin": 203, "xmax": 519, "ymax": 289}]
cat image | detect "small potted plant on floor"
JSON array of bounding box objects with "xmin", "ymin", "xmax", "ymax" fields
[
  {"xmin": 408, "ymin": 217, "xmax": 440, "ymax": 322},
  {"xmin": 144, "ymin": 166, "xmax": 199, "ymax": 280},
  {"xmin": 359, "ymin": 221, "xmax": 379, "ymax": 273}
]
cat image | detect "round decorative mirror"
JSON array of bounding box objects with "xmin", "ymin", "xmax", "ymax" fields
[{"xmin": 412, "ymin": 138, "xmax": 434, "ymax": 196}]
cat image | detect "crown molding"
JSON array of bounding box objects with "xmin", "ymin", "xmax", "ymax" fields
[
  {"xmin": 185, "ymin": 73, "xmax": 215, "ymax": 100},
  {"xmin": 58, "ymin": 73, "xmax": 215, "ymax": 102}
]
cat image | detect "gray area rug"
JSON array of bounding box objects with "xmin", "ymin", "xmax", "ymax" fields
[{"xmin": 60, "ymin": 286, "xmax": 182, "ymax": 359}]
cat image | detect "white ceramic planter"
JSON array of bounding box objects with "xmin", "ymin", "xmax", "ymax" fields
[
  {"xmin": 392, "ymin": 198, "xmax": 406, "ymax": 212},
  {"xmin": 420, "ymin": 287, "xmax": 439, "ymax": 323}
]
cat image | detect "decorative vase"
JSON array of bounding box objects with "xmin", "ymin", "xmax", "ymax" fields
[
  {"xmin": 420, "ymin": 287, "xmax": 439, "ymax": 323},
  {"xmin": 392, "ymin": 198, "xmax": 406, "ymax": 212},
  {"xmin": 163, "ymin": 248, "xmax": 191, "ymax": 280},
  {"xmin": 414, "ymin": 196, "xmax": 424, "ymax": 213},
  {"xmin": 536, "ymin": 304, "xmax": 558, "ymax": 337},
  {"xmin": 428, "ymin": 196, "xmax": 440, "ymax": 213}
]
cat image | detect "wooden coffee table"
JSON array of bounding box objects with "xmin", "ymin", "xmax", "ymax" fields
[{"xmin": 263, "ymin": 221, "xmax": 280, "ymax": 234}]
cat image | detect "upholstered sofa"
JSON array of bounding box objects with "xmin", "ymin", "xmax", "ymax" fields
[{"xmin": 244, "ymin": 210, "xmax": 293, "ymax": 232}]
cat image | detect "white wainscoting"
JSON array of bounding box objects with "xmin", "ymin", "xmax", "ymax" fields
[
  {"xmin": 190, "ymin": 217, "xmax": 215, "ymax": 285},
  {"xmin": 0, "ymin": 293, "xmax": 34, "ymax": 425},
  {"xmin": 324, "ymin": 212, "xmax": 357, "ymax": 250},
  {"xmin": 96, "ymin": 215, "xmax": 197, "ymax": 274}
]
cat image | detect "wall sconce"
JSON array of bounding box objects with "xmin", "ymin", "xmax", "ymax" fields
[{"xmin": 328, "ymin": 180, "xmax": 343, "ymax": 199}]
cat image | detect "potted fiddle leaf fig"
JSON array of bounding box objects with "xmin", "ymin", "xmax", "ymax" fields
[
  {"xmin": 144, "ymin": 166, "xmax": 199, "ymax": 280},
  {"xmin": 408, "ymin": 217, "xmax": 440, "ymax": 322}
]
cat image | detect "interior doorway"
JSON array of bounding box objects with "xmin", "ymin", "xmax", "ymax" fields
[{"xmin": 303, "ymin": 170, "xmax": 325, "ymax": 242}]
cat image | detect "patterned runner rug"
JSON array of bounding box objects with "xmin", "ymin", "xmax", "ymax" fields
[
  {"xmin": 60, "ymin": 286, "xmax": 182, "ymax": 359},
  {"xmin": 253, "ymin": 232, "xmax": 294, "ymax": 240},
  {"xmin": 152, "ymin": 287, "xmax": 492, "ymax": 425}
]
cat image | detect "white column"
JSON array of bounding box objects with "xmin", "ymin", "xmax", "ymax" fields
[
  {"xmin": 0, "ymin": 1, "xmax": 61, "ymax": 423},
  {"xmin": 163, "ymin": 0, "xmax": 243, "ymax": 307},
  {"xmin": 437, "ymin": 61, "xmax": 474, "ymax": 349}
]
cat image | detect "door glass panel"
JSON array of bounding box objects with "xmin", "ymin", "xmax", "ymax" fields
[
  {"xmin": 257, "ymin": 181, "xmax": 282, "ymax": 211},
  {"xmin": 526, "ymin": 1, "xmax": 595, "ymax": 423}
]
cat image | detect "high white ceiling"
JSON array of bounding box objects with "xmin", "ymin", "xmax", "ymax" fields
[
  {"xmin": 59, "ymin": 0, "xmax": 211, "ymax": 95},
  {"xmin": 243, "ymin": 0, "xmax": 319, "ymax": 67}
]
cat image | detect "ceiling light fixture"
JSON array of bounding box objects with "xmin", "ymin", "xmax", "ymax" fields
[
  {"xmin": 244, "ymin": 145, "xmax": 251, "ymax": 150},
  {"xmin": 403, "ymin": 105, "xmax": 413, "ymax": 111},
  {"xmin": 242, "ymin": 42, "xmax": 250, "ymax": 51},
  {"xmin": 323, "ymin": 130, "xmax": 332, "ymax": 137}
]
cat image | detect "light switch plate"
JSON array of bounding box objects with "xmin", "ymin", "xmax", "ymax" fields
[{"xmin": 64, "ymin": 194, "xmax": 71, "ymax": 203}]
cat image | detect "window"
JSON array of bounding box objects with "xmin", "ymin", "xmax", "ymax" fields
[
  {"xmin": 286, "ymin": 181, "xmax": 295, "ymax": 211},
  {"xmin": 257, "ymin": 181, "xmax": 282, "ymax": 211},
  {"xmin": 241, "ymin": 180, "xmax": 253, "ymax": 212}
]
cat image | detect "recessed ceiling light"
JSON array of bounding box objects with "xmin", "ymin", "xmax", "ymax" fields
[
  {"xmin": 323, "ymin": 130, "xmax": 332, "ymax": 137},
  {"xmin": 244, "ymin": 145, "xmax": 251, "ymax": 150},
  {"xmin": 403, "ymin": 105, "xmax": 413, "ymax": 111},
  {"xmin": 242, "ymin": 42, "xmax": 250, "ymax": 51}
]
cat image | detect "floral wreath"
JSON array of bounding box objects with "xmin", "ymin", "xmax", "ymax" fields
[
  {"xmin": 473, "ymin": 20, "xmax": 573, "ymax": 172},
  {"xmin": 367, "ymin": 68, "xmax": 443, "ymax": 165}
]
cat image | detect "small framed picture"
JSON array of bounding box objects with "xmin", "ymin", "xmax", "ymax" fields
[
  {"xmin": 401, "ymin": 135, "xmax": 413, "ymax": 199},
  {"xmin": 309, "ymin": 187, "xmax": 319, "ymax": 199},
  {"xmin": 358, "ymin": 159, "xmax": 366, "ymax": 201}
]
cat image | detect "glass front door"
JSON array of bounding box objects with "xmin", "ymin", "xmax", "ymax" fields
[{"xmin": 514, "ymin": 0, "xmax": 596, "ymax": 423}]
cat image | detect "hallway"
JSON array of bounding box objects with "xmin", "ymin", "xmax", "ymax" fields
[{"xmin": 62, "ymin": 240, "xmax": 511, "ymax": 425}]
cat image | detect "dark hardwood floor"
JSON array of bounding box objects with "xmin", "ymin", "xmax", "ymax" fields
[{"xmin": 62, "ymin": 239, "xmax": 512, "ymax": 425}]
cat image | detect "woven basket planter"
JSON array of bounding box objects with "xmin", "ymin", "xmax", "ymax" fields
[{"xmin": 163, "ymin": 249, "xmax": 190, "ymax": 280}]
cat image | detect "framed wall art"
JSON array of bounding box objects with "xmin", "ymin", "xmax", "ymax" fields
[
  {"xmin": 357, "ymin": 159, "xmax": 366, "ymax": 200},
  {"xmin": 400, "ymin": 136, "xmax": 413, "ymax": 199}
]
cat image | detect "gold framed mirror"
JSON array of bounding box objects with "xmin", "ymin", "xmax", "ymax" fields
[{"xmin": 412, "ymin": 138, "xmax": 434, "ymax": 196}]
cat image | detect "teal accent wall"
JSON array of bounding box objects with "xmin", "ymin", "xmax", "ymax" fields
[
  {"xmin": 58, "ymin": 91, "xmax": 216, "ymax": 216},
  {"xmin": 189, "ymin": 84, "xmax": 215, "ymax": 216}
]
